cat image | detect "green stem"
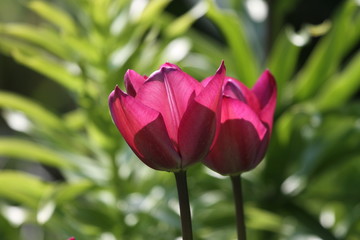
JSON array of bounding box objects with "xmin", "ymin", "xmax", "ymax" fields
[
  {"xmin": 174, "ymin": 171, "xmax": 193, "ymax": 240},
  {"xmin": 230, "ymin": 175, "xmax": 247, "ymax": 240}
]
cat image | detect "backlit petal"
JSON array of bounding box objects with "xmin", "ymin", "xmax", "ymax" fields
[
  {"xmin": 109, "ymin": 86, "xmax": 180, "ymax": 170},
  {"xmin": 204, "ymin": 97, "xmax": 269, "ymax": 175},
  {"xmin": 221, "ymin": 97, "xmax": 267, "ymax": 140},
  {"xmin": 252, "ymin": 70, "xmax": 277, "ymax": 131},
  {"xmin": 204, "ymin": 117, "xmax": 269, "ymax": 175},
  {"xmin": 223, "ymin": 77, "xmax": 261, "ymax": 114},
  {"xmin": 136, "ymin": 64, "xmax": 202, "ymax": 146},
  {"xmin": 178, "ymin": 62, "xmax": 225, "ymax": 167},
  {"xmin": 124, "ymin": 70, "xmax": 147, "ymax": 97}
]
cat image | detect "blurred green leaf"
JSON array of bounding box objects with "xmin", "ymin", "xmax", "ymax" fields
[
  {"xmin": 28, "ymin": 0, "xmax": 77, "ymax": 35},
  {"xmin": 290, "ymin": 0, "xmax": 360, "ymax": 101},
  {"xmin": 0, "ymin": 36, "xmax": 43, "ymax": 56},
  {"xmin": 267, "ymin": 29, "xmax": 301, "ymax": 103},
  {"xmin": 0, "ymin": 23, "xmax": 71, "ymax": 59},
  {"xmin": 284, "ymin": 201, "xmax": 338, "ymax": 240},
  {"xmin": 206, "ymin": 0, "xmax": 259, "ymax": 86},
  {"xmin": 138, "ymin": 0, "xmax": 171, "ymax": 25},
  {"xmin": 271, "ymin": 0, "xmax": 300, "ymax": 35},
  {"xmin": 0, "ymin": 171, "xmax": 52, "ymax": 208},
  {"xmin": 0, "ymin": 91, "xmax": 63, "ymax": 130},
  {"xmin": 0, "ymin": 212, "xmax": 20, "ymax": 240},
  {"xmin": 315, "ymin": 51, "xmax": 360, "ymax": 110},
  {"xmin": 89, "ymin": 0, "xmax": 112, "ymax": 28},
  {"xmin": 165, "ymin": 2, "xmax": 207, "ymax": 38},
  {"xmin": 0, "ymin": 138, "xmax": 73, "ymax": 168},
  {"xmin": 62, "ymin": 36, "xmax": 100, "ymax": 63},
  {"xmin": 246, "ymin": 205, "xmax": 282, "ymax": 232},
  {"xmin": 12, "ymin": 50, "xmax": 84, "ymax": 92},
  {"xmin": 54, "ymin": 181, "xmax": 94, "ymax": 205}
]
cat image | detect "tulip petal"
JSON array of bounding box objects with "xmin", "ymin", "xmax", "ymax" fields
[
  {"xmin": 109, "ymin": 86, "xmax": 180, "ymax": 170},
  {"xmin": 124, "ymin": 70, "xmax": 147, "ymax": 97},
  {"xmin": 221, "ymin": 97, "xmax": 267, "ymax": 139},
  {"xmin": 204, "ymin": 97, "xmax": 268, "ymax": 175},
  {"xmin": 135, "ymin": 64, "xmax": 202, "ymax": 146},
  {"xmin": 252, "ymin": 70, "xmax": 277, "ymax": 130},
  {"xmin": 178, "ymin": 62, "xmax": 225, "ymax": 167},
  {"xmin": 223, "ymin": 77, "xmax": 261, "ymax": 114},
  {"xmin": 204, "ymin": 118, "xmax": 269, "ymax": 175}
]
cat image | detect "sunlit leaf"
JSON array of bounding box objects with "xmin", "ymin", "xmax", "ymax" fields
[
  {"xmin": 246, "ymin": 205, "xmax": 282, "ymax": 232},
  {"xmin": 0, "ymin": 37, "xmax": 43, "ymax": 56},
  {"xmin": 28, "ymin": 1, "xmax": 77, "ymax": 35},
  {"xmin": 164, "ymin": 2, "xmax": 207, "ymax": 38},
  {"xmin": 0, "ymin": 91, "xmax": 64, "ymax": 129},
  {"xmin": 206, "ymin": 0, "xmax": 259, "ymax": 86},
  {"xmin": 315, "ymin": 52, "xmax": 360, "ymax": 110},
  {"xmin": 290, "ymin": 0, "xmax": 360, "ymax": 101},
  {"xmin": 267, "ymin": 29, "xmax": 301, "ymax": 103},
  {"xmin": 0, "ymin": 23, "xmax": 71, "ymax": 59},
  {"xmin": 12, "ymin": 51, "xmax": 83, "ymax": 92},
  {"xmin": 138, "ymin": 0, "xmax": 171, "ymax": 25},
  {"xmin": 0, "ymin": 138, "xmax": 73, "ymax": 168},
  {"xmin": 0, "ymin": 171, "xmax": 53, "ymax": 208},
  {"xmin": 54, "ymin": 181, "xmax": 94, "ymax": 205}
]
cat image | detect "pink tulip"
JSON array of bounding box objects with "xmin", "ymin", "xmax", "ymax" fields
[
  {"xmin": 203, "ymin": 70, "xmax": 277, "ymax": 175},
  {"xmin": 67, "ymin": 237, "xmax": 75, "ymax": 240},
  {"xmin": 109, "ymin": 62, "xmax": 225, "ymax": 171}
]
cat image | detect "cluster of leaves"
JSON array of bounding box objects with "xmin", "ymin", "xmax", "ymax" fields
[{"xmin": 0, "ymin": 0, "xmax": 359, "ymax": 239}]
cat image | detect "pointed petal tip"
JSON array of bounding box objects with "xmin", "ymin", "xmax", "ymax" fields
[
  {"xmin": 160, "ymin": 62, "xmax": 180, "ymax": 70},
  {"xmin": 109, "ymin": 86, "xmax": 117, "ymax": 105},
  {"xmin": 217, "ymin": 60, "xmax": 226, "ymax": 75},
  {"xmin": 124, "ymin": 69, "xmax": 135, "ymax": 82},
  {"xmin": 109, "ymin": 86, "xmax": 126, "ymax": 103},
  {"xmin": 263, "ymin": 69, "xmax": 276, "ymax": 85}
]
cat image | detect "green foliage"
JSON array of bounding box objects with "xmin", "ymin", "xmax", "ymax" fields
[{"xmin": 0, "ymin": 0, "xmax": 359, "ymax": 239}]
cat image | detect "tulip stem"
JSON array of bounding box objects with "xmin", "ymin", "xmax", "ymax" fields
[
  {"xmin": 230, "ymin": 175, "xmax": 246, "ymax": 240},
  {"xmin": 174, "ymin": 171, "xmax": 193, "ymax": 240}
]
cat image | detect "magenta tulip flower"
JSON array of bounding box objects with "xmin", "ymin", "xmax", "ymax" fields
[
  {"xmin": 203, "ymin": 70, "xmax": 277, "ymax": 175},
  {"xmin": 109, "ymin": 62, "xmax": 225, "ymax": 171}
]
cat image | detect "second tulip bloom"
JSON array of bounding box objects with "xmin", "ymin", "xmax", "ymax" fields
[{"xmin": 203, "ymin": 70, "xmax": 277, "ymax": 175}]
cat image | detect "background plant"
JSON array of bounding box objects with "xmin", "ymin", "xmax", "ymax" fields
[{"xmin": 0, "ymin": 0, "xmax": 359, "ymax": 239}]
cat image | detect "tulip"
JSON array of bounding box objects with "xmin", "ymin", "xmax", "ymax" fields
[
  {"xmin": 109, "ymin": 62, "xmax": 225, "ymax": 240},
  {"xmin": 203, "ymin": 70, "xmax": 277, "ymax": 175},
  {"xmin": 109, "ymin": 62, "xmax": 225, "ymax": 171},
  {"xmin": 202, "ymin": 70, "xmax": 276, "ymax": 240}
]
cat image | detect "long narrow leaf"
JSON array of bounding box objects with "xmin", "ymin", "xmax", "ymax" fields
[
  {"xmin": 291, "ymin": 0, "xmax": 360, "ymax": 101},
  {"xmin": 0, "ymin": 23, "xmax": 71, "ymax": 59},
  {"xmin": 12, "ymin": 51, "xmax": 83, "ymax": 92},
  {"xmin": 0, "ymin": 138, "xmax": 73, "ymax": 168},
  {"xmin": 28, "ymin": 1, "xmax": 77, "ymax": 35},
  {"xmin": 0, "ymin": 171, "xmax": 53, "ymax": 208},
  {"xmin": 315, "ymin": 51, "xmax": 360, "ymax": 110},
  {"xmin": 0, "ymin": 91, "xmax": 63, "ymax": 130},
  {"xmin": 267, "ymin": 29, "xmax": 301, "ymax": 103},
  {"xmin": 206, "ymin": 0, "xmax": 259, "ymax": 86}
]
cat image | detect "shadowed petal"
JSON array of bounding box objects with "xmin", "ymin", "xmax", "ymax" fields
[
  {"xmin": 252, "ymin": 70, "xmax": 277, "ymax": 131},
  {"xmin": 204, "ymin": 118, "xmax": 269, "ymax": 175},
  {"xmin": 178, "ymin": 62, "xmax": 225, "ymax": 167},
  {"xmin": 204, "ymin": 96, "xmax": 269, "ymax": 175},
  {"xmin": 109, "ymin": 86, "xmax": 180, "ymax": 170},
  {"xmin": 124, "ymin": 70, "xmax": 147, "ymax": 97},
  {"xmin": 221, "ymin": 97, "xmax": 267, "ymax": 140},
  {"xmin": 136, "ymin": 64, "xmax": 202, "ymax": 146},
  {"xmin": 223, "ymin": 78, "xmax": 261, "ymax": 114}
]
